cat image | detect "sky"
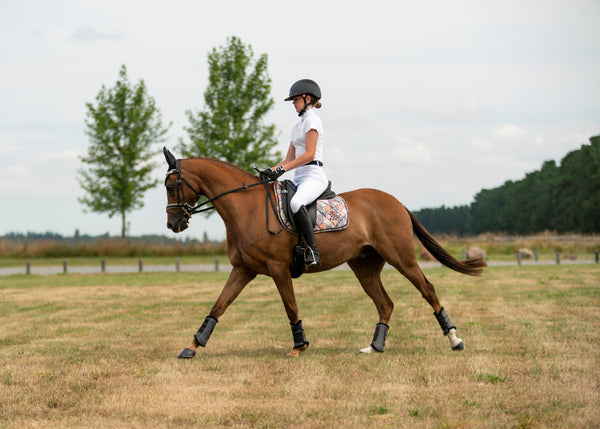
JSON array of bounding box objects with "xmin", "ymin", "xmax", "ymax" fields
[{"xmin": 1, "ymin": 1, "xmax": 599, "ymax": 241}]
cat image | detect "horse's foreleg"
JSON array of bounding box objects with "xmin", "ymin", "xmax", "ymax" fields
[
  {"xmin": 347, "ymin": 253, "xmax": 393, "ymax": 354},
  {"xmin": 177, "ymin": 266, "xmax": 257, "ymax": 359},
  {"xmin": 270, "ymin": 267, "xmax": 308, "ymax": 358}
]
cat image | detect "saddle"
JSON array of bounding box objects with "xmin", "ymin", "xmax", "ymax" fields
[
  {"xmin": 274, "ymin": 180, "xmax": 349, "ymax": 278},
  {"xmin": 274, "ymin": 180, "xmax": 349, "ymax": 234}
]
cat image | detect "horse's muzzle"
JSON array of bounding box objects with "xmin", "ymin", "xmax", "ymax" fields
[{"xmin": 167, "ymin": 212, "xmax": 189, "ymax": 233}]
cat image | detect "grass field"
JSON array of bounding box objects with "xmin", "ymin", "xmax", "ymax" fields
[{"xmin": 1, "ymin": 265, "xmax": 599, "ymax": 428}]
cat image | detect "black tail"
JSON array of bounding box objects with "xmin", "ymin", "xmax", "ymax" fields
[{"xmin": 408, "ymin": 210, "xmax": 487, "ymax": 276}]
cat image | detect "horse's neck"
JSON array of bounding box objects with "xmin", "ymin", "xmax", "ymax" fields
[{"xmin": 185, "ymin": 158, "xmax": 261, "ymax": 222}]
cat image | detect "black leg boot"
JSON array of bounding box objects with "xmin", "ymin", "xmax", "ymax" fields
[{"xmin": 293, "ymin": 205, "xmax": 321, "ymax": 266}]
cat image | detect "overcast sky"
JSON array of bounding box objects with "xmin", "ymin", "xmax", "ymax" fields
[{"xmin": 1, "ymin": 1, "xmax": 599, "ymax": 241}]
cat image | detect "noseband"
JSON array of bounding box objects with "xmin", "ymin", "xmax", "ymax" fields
[
  {"xmin": 165, "ymin": 159, "xmax": 205, "ymax": 217},
  {"xmin": 165, "ymin": 159, "xmax": 283, "ymax": 234}
]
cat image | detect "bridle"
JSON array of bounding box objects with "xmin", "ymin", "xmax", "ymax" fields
[{"xmin": 165, "ymin": 159, "xmax": 283, "ymax": 234}]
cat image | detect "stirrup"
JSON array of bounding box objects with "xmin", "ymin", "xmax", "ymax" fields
[{"xmin": 305, "ymin": 247, "xmax": 321, "ymax": 266}]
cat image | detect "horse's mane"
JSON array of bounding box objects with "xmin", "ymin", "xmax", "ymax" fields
[{"xmin": 186, "ymin": 156, "xmax": 259, "ymax": 181}]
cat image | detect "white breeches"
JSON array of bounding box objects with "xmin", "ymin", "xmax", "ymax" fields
[{"xmin": 291, "ymin": 166, "xmax": 328, "ymax": 213}]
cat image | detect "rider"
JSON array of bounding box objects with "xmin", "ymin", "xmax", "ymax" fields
[{"xmin": 261, "ymin": 79, "xmax": 328, "ymax": 267}]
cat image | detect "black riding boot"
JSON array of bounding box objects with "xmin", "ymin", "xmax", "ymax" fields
[{"xmin": 294, "ymin": 205, "xmax": 321, "ymax": 266}]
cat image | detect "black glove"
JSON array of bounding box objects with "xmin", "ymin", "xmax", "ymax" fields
[{"xmin": 259, "ymin": 165, "xmax": 285, "ymax": 182}]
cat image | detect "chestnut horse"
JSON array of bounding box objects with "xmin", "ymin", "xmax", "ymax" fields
[{"xmin": 162, "ymin": 147, "xmax": 486, "ymax": 358}]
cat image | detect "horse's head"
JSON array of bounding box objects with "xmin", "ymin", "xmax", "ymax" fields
[{"xmin": 163, "ymin": 147, "xmax": 201, "ymax": 233}]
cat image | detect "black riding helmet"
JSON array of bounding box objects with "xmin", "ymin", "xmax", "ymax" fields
[
  {"xmin": 285, "ymin": 79, "xmax": 321, "ymax": 116},
  {"xmin": 284, "ymin": 79, "xmax": 321, "ymax": 101}
]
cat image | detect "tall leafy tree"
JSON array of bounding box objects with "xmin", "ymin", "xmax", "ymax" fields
[
  {"xmin": 79, "ymin": 65, "xmax": 170, "ymax": 238},
  {"xmin": 178, "ymin": 36, "xmax": 281, "ymax": 171}
]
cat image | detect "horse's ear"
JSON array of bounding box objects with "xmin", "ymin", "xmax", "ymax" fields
[{"xmin": 163, "ymin": 147, "xmax": 177, "ymax": 170}]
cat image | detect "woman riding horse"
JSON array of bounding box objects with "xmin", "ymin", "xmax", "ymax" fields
[{"xmin": 260, "ymin": 79, "xmax": 327, "ymax": 267}]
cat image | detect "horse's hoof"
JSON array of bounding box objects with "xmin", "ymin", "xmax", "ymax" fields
[
  {"xmin": 359, "ymin": 346, "xmax": 375, "ymax": 354},
  {"xmin": 177, "ymin": 347, "xmax": 196, "ymax": 359},
  {"xmin": 452, "ymin": 341, "xmax": 465, "ymax": 351},
  {"xmin": 285, "ymin": 344, "xmax": 308, "ymax": 358},
  {"xmin": 285, "ymin": 349, "xmax": 301, "ymax": 358}
]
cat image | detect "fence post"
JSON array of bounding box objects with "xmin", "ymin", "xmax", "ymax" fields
[
  {"xmin": 517, "ymin": 252, "xmax": 522, "ymax": 266},
  {"xmin": 462, "ymin": 249, "xmax": 466, "ymax": 260},
  {"xmin": 63, "ymin": 260, "xmax": 67, "ymax": 274},
  {"xmin": 556, "ymin": 252, "xmax": 560, "ymax": 265},
  {"xmin": 101, "ymin": 259, "xmax": 106, "ymax": 273},
  {"xmin": 176, "ymin": 258, "xmax": 180, "ymax": 272},
  {"xmin": 534, "ymin": 247, "xmax": 539, "ymax": 262},
  {"xmin": 138, "ymin": 259, "xmax": 143, "ymax": 273},
  {"xmin": 26, "ymin": 261, "xmax": 31, "ymax": 275},
  {"xmin": 214, "ymin": 259, "xmax": 219, "ymax": 272}
]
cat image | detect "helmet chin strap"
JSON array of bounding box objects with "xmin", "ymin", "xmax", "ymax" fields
[{"xmin": 298, "ymin": 95, "xmax": 313, "ymax": 117}]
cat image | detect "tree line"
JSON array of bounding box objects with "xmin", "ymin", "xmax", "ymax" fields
[{"xmin": 414, "ymin": 135, "xmax": 600, "ymax": 235}]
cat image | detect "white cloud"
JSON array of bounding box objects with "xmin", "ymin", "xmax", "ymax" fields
[
  {"xmin": 390, "ymin": 135, "xmax": 432, "ymax": 166},
  {"xmin": 31, "ymin": 150, "xmax": 82, "ymax": 165},
  {"xmin": 470, "ymin": 136, "xmax": 494, "ymax": 152},
  {"xmin": 558, "ymin": 132, "xmax": 595, "ymax": 145},
  {"xmin": 0, "ymin": 135, "xmax": 22, "ymax": 152},
  {"xmin": 2, "ymin": 163, "xmax": 32, "ymax": 179},
  {"xmin": 69, "ymin": 27, "xmax": 125, "ymax": 43},
  {"xmin": 407, "ymin": 99, "xmax": 486, "ymax": 121},
  {"xmin": 29, "ymin": 29, "xmax": 45, "ymax": 39},
  {"xmin": 493, "ymin": 124, "xmax": 529, "ymax": 140}
]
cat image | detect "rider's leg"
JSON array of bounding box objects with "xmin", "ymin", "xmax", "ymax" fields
[
  {"xmin": 290, "ymin": 178, "xmax": 326, "ymax": 267},
  {"xmin": 293, "ymin": 205, "xmax": 321, "ymax": 266}
]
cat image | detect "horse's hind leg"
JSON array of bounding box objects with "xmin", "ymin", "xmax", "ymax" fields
[
  {"xmin": 347, "ymin": 248, "xmax": 394, "ymax": 354},
  {"xmin": 384, "ymin": 249, "xmax": 464, "ymax": 351}
]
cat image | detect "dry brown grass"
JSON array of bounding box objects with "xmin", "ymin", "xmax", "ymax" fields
[
  {"xmin": 433, "ymin": 232, "xmax": 600, "ymax": 262},
  {"xmin": 1, "ymin": 265, "xmax": 599, "ymax": 428}
]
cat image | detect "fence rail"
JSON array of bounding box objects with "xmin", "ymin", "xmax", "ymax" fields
[{"xmin": 1, "ymin": 252, "xmax": 599, "ymax": 277}]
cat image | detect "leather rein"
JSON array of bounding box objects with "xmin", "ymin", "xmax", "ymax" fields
[{"xmin": 165, "ymin": 159, "xmax": 283, "ymax": 235}]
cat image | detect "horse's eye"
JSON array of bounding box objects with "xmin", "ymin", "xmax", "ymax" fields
[{"xmin": 166, "ymin": 185, "xmax": 176, "ymax": 195}]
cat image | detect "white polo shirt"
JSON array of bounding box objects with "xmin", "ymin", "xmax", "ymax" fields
[{"xmin": 290, "ymin": 108, "xmax": 324, "ymax": 164}]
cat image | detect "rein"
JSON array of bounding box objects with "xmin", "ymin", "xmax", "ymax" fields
[{"xmin": 165, "ymin": 160, "xmax": 283, "ymax": 235}]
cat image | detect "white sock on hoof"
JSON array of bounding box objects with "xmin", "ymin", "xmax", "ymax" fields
[
  {"xmin": 359, "ymin": 346, "xmax": 375, "ymax": 354},
  {"xmin": 447, "ymin": 328, "xmax": 463, "ymax": 348}
]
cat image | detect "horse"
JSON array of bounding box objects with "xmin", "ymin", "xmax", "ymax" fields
[{"xmin": 162, "ymin": 147, "xmax": 487, "ymax": 358}]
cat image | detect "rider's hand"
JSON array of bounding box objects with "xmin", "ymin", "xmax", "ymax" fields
[{"xmin": 259, "ymin": 166, "xmax": 285, "ymax": 182}]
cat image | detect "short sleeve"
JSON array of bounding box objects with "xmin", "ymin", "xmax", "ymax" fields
[{"xmin": 301, "ymin": 114, "xmax": 323, "ymax": 136}]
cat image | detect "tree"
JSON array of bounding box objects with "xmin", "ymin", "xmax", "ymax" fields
[
  {"xmin": 79, "ymin": 65, "xmax": 170, "ymax": 239},
  {"xmin": 426, "ymin": 135, "xmax": 600, "ymax": 235},
  {"xmin": 178, "ymin": 36, "xmax": 281, "ymax": 172}
]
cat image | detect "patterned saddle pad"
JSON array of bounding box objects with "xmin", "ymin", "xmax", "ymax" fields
[{"xmin": 274, "ymin": 180, "xmax": 349, "ymax": 234}]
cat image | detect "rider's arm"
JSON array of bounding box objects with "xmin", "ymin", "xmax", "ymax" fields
[{"xmin": 278, "ymin": 130, "xmax": 317, "ymax": 171}]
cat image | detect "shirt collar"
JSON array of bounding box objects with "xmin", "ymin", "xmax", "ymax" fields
[{"xmin": 300, "ymin": 107, "xmax": 315, "ymax": 122}]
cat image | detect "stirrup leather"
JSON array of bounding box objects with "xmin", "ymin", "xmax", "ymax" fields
[{"xmin": 305, "ymin": 246, "xmax": 321, "ymax": 266}]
